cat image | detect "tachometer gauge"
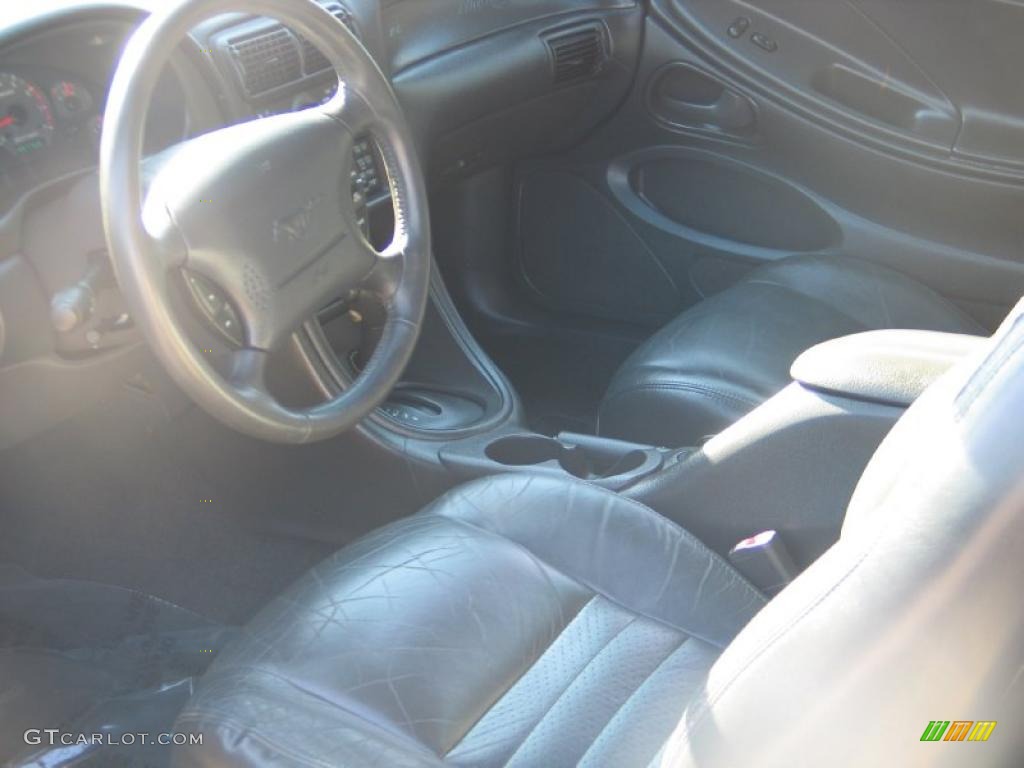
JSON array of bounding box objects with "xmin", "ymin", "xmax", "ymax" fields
[
  {"xmin": 50, "ymin": 80, "xmax": 93, "ymax": 122},
  {"xmin": 0, "ymin": 73, "xmax": 55, "ymax": 159}
]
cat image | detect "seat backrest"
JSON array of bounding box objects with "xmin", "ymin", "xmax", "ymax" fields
[{"xmin": 666, "ymin": 300, "xmax": 1024, "ymax": 768}]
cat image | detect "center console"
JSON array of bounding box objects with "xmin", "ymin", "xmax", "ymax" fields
[{"xmin": 627, "ymin": 329, "xmax": 988, "ymax": 569}]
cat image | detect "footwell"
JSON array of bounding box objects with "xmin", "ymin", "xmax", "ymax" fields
[{"xmin": 0, "ymin": 565, "xmax": 237, "ymax": 767}]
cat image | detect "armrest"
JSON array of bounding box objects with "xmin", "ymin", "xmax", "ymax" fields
[{"xmin": 791, "ymin": 330, "xmax": 988, "ymax": 407}]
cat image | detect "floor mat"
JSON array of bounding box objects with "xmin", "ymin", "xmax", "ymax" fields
[{"xmin": 0, "ymin": 565, "xmax": 236, "ymax": 767}]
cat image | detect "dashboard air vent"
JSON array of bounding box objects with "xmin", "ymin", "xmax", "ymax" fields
[
  {"xmin": 228, "ymin": 27, "xmax": 301, "ymax": 96},
  {"xmin": 299, "ymin": 4, "xmax": 358, "ymax": 75},
  {"xmin": 547, "ymin": 26, "xmax": 606, "ymax": 85}
]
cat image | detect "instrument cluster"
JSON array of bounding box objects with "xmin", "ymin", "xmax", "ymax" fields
[
  {"xmin": 0, "ymin": 63, "xmax": 187, "ymax": 215},
  {"xmin": 0, "ymin": 72, "xmax": 95, "ymax": 155},
  {"xmin": 0, "ymin": 70, "xmax": 97, "ymax": 194}
]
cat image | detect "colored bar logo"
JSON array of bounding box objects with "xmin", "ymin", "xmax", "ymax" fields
[{"xmin": 920, "ymin": 721, "xmax": 997, "ymax": 742}]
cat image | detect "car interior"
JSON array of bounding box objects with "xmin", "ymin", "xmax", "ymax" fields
[{"xmin": 0, "ymin": 0, "xmax": 1022, "ymax": 766}]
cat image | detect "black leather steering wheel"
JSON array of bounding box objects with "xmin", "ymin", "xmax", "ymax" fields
[{"xmin": 100, "ymin": 0, "xmax": 431, "ymax": 443}]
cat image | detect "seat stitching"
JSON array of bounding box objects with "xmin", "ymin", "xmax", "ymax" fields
[
  {"xmin": 443, "ymin": 595, "xmax": 602, "ymax": 759},
  {"xmin": 497, "ymin": 610, "xmax": 643, "ymax": 766},
  {"xmin": 575, "ymin": 633, "xmax": 694, "ymax": 766}
]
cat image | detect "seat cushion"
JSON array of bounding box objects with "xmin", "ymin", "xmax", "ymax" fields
[
  {"xmin": 172, "ymin": 474, "xmax": 766, "ymax": 767},
  {"xmin": 598, "ymin": 255, "xmax": 986, "ymax": 447}
]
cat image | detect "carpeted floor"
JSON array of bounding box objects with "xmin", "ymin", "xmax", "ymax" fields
[
  {"xmin": 0, "ymin": 371, "xmax": 440, "ymax": 766},
  {"xmin": 0, "ymin": 565, "xmax": 237, "ymax": 767},
  {"xmin": 0, "ymin": 385, "xmax": 422, "ymax": 625}
]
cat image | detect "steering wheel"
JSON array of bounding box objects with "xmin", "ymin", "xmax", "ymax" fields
[{"xmin": 100, "ymin": 0, "xmax": 431, "ymax": 443}]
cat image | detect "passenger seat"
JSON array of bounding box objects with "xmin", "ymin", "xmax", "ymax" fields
[{"xmin": 598, "ymin": 255, "xmax": 986, "ymax": 447}]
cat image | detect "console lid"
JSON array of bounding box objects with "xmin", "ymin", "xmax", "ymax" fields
[{"xmin": 791, "ymin": 330, "xmax": 987, "ymax": 407}]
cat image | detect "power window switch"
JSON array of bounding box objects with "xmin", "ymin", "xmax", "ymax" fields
[
  {"xmin": 727, "ymin": 17, "xmax": 750, "ymax": 38},
  {"xmin": 751, "ymin": 32, "xmax": 778, "ymax": 52}
]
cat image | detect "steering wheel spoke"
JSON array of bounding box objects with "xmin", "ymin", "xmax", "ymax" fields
[
  {"xmin": 325, "ymin": 83, "xmax": 378, "ymax": 137},
  {"xmin": 142, "ymin": 211, "xmax": 189, "ymax": 273},
  {"xmin": 229, "ymin": 347, "xmax": 270, "ymax": 393},
  {"xmin": 356, "ymin": 247, "xmax": 401, "ymax": 304}
]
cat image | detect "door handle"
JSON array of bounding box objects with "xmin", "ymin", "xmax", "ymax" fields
[
  {"xmin": 659, "ymin": 88, "xmax": 756, "ymax": 131},
  {"xmin": 648, "ymin": 63, "xmax": 757, "ymax": 134}
]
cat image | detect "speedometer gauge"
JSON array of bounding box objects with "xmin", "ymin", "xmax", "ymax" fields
[{"xmin": 0, "ymin": 73, "xmax": 55, "ymax": 159}]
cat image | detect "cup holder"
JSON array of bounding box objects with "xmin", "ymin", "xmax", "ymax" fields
[
  {"xmin": 486, "ymin": 435, "xmax": 565, "ymax": 466},
  {"xmin": 485, "ymin": 434, "xmax": 650, "ymax": 482}
]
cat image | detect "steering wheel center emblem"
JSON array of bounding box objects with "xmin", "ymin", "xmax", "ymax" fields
[{"xmin": 273, "ymin": 195, "xmax": 323, "ymax": 243}]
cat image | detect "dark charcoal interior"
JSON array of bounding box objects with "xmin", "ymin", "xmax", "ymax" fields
[{"xmin": 1, "ymin": 0, "xmax": 1023, "ymax": 766}]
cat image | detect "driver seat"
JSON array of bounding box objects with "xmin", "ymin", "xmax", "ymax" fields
[
  {"xmin": 599, "ymin": 255, "xmax": 987, "ymax": 447},
  {"xmin": 174, "ymin": 303, "xmax": 1024, "ymax": 767}
]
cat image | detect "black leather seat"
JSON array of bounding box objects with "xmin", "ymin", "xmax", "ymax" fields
[
  {"xmin": 174, "ymin": 473, "xmax": 766, "ymax": 766},
  {"xmin": 175, "ymin": 301, "xmax": 1024, "ymax": 768},
  {"xmin": 598, "ymin": 255, "xmax": 986, "ymax": 447}
]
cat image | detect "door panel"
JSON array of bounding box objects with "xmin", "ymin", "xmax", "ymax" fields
[
  {"xmin": 852, "ymin": 0, "xmax": 1024, "ymax": 169},
  {"xmin": 512, "ymin": 1, "xmax": 1024, "ymax": 332},
  {"xmin": 662, "ymin": 0, "xmax": 962, "ymax": 153}
]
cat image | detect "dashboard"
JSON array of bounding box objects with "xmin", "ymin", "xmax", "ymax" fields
[{"xmin": 0, "ymin": 0, "xmax": 640, "ymax": 221}]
